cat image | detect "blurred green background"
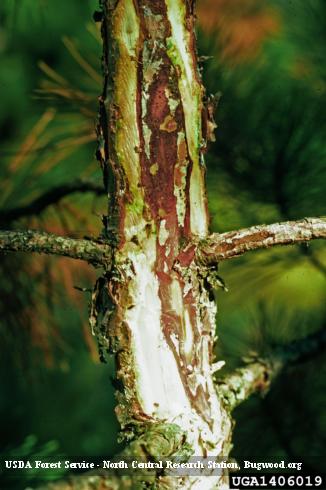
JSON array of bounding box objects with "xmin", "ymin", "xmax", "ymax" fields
[{"xmin": 0, "ymin": 0, "xmax": 325, "ymax": 488}]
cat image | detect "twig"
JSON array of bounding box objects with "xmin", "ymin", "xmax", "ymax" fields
[
  {"xmin": 0, "ymin": 230, "xmax": 111, "ymax": 266},
  {"xmin": 216, "ymin": 325, "xmax": 326, "ymax": 411},
  {"xmin": 196, "ymin": 217, "xmax": 326, "ymax": 265}
]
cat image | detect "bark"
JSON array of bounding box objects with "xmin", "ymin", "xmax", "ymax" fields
[
  {"xmin": 217, "ymin": 359, "xmax": 282, "ymax": 413},
  {"xmin": 91, "ymin": 2, "xmax": 326, "ymax": 489},
  {"xmin": 6, "ymin": 1, "xmax": 324, "ymax": 490},
  {"xmin": 1, "ymin": 218, "xmax": 324, "ymax": 266},
  {"xmin": 35, "ymin": 423, "xmax": 193, "ymax": 490},
  {"xmin": 194, "ymin": 217, "xmax": 326, "ymax": 265},
  {"xmin": 95, "ymin": 0, "xmax": 232, "ymax": 488},
  {"xmin": 0, "ymin": 230, "xmax": 111, "ymax": 265},
  {"xmin": 34, "ymin": 324, "xmax": 326, "ymax": 490},
  {"xmin": 217, "ymin": 325, "xmax": 326, "ymax": 411}
]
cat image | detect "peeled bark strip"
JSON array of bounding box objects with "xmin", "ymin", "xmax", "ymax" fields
[
  {"xmin": 34, "ymin": 318, "xmax": 326, "ymax": 490},
  {"xmin": 97, "ymin": 0, "xmax": 232, "ymax": 487},
  {"xmin": 6, "ymin": 3, "xmax": 326, "ymax": 489}
]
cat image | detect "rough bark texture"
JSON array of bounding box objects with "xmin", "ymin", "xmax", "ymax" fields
[
  {"xmin": 217, "ymin": 360, "xmax": 282, "ymax": 412},
  {"xmin": 33, "ymin": 325, "xmax": 326, "ymax": 490},
  {"xmin": 1, "ymin": 218, "xmax": 324, "ymax": 267},
  {"xmin": 95, "ymin": 0, "xmax": 232, "ymax": 488},
  {"xmin": 6, "ymin": 2, "xmax": 323, "ymax": 490},
  {"xmin": 217, "ymin": 324, "xmax": 326, "ymax": 411},
  {"xmin": 194, "ymin": 218, "xmax": 326, "ymax": 264},
  {"xmin": 0, "ymin": 230, "xmax": 111, "ymax": 265},
  {"xmin": 35, "ymin": 423, "xmax": 194, "ymax": 490}
]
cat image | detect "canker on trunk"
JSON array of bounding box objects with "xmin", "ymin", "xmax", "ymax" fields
[{"xmin": 96, "ymin": 1, "xmax": 233, "ymax": 487}]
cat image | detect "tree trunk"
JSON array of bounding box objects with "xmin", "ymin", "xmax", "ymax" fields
[
  {"xmin": 96, "ymin": 0, "xmax": 233, "ymax": 488},
  {"xmin": 2, "ymin": 4, "xmax": 326, "ymax": 490}
]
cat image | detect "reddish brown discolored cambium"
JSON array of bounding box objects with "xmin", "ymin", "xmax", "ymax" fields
[{"xmin": 97, "ymin": 1, "xmax": 232, "ymax": 486}]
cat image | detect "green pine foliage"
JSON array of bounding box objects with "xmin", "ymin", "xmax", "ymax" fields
[{"xmin": 0, "ymin": 0, "xmax": 325, "ymax": 486}]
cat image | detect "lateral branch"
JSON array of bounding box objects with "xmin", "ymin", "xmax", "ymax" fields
[
  {"xmin": 0, "ymin": 230, "xmax": 112, "ymax": 266},
  {"xmin": 196, "ymin": 217, "xmax": 326, "ymax": 264},
  {"xmin": 217, "ymin": 325, "xmax": 326, "ymax": 411}
]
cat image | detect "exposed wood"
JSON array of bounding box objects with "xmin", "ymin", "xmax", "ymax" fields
[
  {"xmin": 7, "ymin": 0, "xmax": 325, "ymax": 489},
  {"xmin": 96, "ymin": 0, "xmax": 232, "ymax": 488}
]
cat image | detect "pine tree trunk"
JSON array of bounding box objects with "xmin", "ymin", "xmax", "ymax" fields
[{"xmin": 97, "ymin": 1, "xmax": 233, "ymax": 487}]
